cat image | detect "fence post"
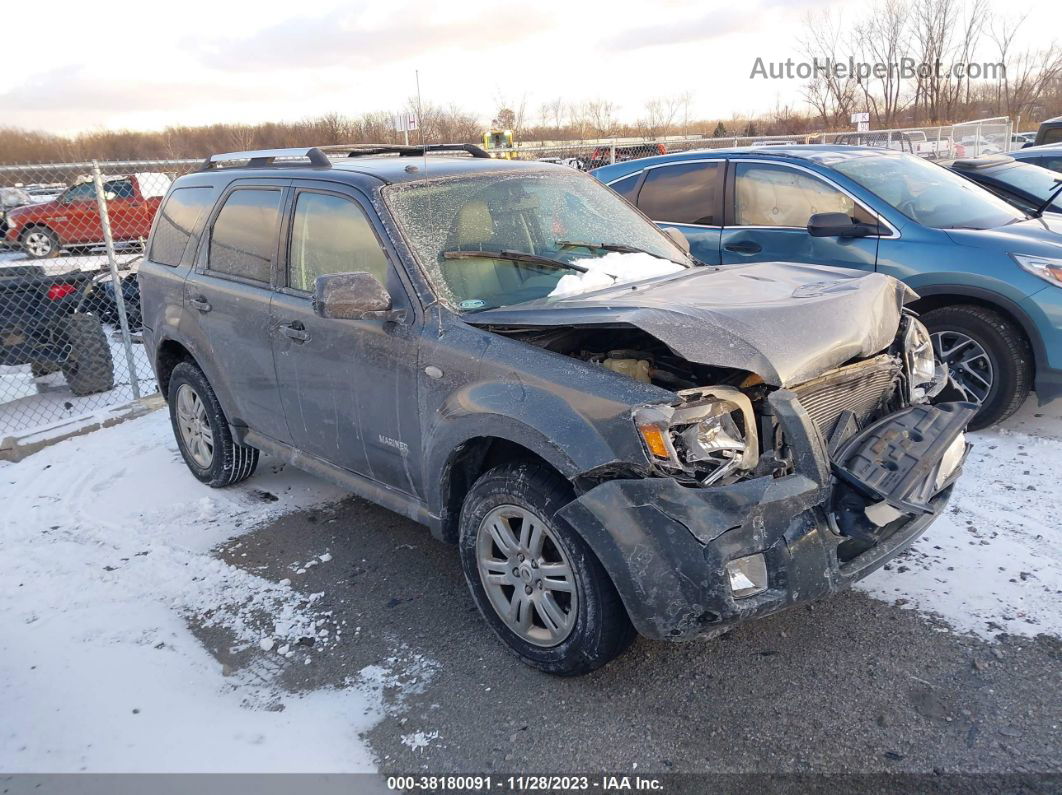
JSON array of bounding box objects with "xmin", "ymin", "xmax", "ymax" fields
[
  {"xmin": 610, "ymin": 143, "xmax": 616, "ymax": 165},
  {"xmin": 91, "ymin": 161, "xmax": 141, "ymax": 400}
]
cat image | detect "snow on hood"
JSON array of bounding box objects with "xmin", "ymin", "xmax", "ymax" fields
[
  {"xmin": 470, "ymin": 261, "xmax": 917, "ymax": 387},
  {"xmin": 548, "ymin": 251, "xmax": 686, "ymax": 299}
]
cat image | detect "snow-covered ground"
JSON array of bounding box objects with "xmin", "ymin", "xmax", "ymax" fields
[
  {"xmin": 0, "ymin": 396, "xmax": 1058, "ymax": 772},
  {"xmin": 0, "ymin": 412, "xmax": 394, "ymax": 772}
]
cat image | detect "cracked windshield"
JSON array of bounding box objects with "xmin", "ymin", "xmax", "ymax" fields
[{"xmin": 384, "ymin": 170, "xmax": 690, "ymax": 311}]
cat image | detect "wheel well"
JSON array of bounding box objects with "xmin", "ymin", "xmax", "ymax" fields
[
  {"xmin": 909, "ymin": 294, "xmax": 1037, "ymax": 374},
  {"xmin": 439, "ymin": 437, "xmax": 563, "ymax": 544},
  {"xmin": 155, "ymin": 339, "xmax": 195, "ymax": 400},
  {"xmin": 20, "ymin": 223, "xmax": 55, "ymax": 238}
]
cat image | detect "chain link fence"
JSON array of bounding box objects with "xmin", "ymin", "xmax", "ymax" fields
[
  {"xmin": 0, "ymin": 115, "xmax": 1014, "ymax": 441},
  {"xmin": 0, "ymin": 160, "xmax": 199, "ymax": 443}
]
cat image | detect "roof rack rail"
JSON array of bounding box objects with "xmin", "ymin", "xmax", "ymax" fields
[
  {"xmin": 321, "ymin": 143, "xmax": 490, "ymax": 159},
  {"xmin": 199, "ymin": 147, "xmax": 332, "ymax": 170}
]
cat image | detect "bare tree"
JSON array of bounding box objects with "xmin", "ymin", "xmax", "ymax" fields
[
  {"xmin": 638, "ymin": 96, "xmax": 682, "ymax": 138},
  {"xmin": 799, "ymin": 9, "xmax": 858, "ymax": 126},
  {"xmin": 584, "ymin": 100, "xmax": 619, "ymax": 138},
  {"xmin": 851, "ymin": 0, "xmax": 911, "ymax": 128}
]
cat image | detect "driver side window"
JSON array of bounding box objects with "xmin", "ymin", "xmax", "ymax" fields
[
  {"xmin": 288, "ymin": 191, "xmax": 390, "ymax": 292},
  {"xmin": 734, "ymin": 163, "xmax": 876, "ymax": 228}
]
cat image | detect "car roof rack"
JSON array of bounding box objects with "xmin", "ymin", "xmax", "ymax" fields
[
  {"xmin": 322, "ymin": 143, "xmax": 490, "ymax": 159},
  {"xmin": 200, "ymin": 147, "xmax": 332, "ymax": 170}
]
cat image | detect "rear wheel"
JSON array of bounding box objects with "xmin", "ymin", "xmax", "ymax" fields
[
  {"xmin": 458, "ymin": 463, "xmax": 634, "ymax": 676},
  {"xmin": 60, "ymin": 313, "xmax": 114, "ymax": 396},
  {"xmin": 168, "ymin": 361, "xmax": 258, "ymax": 487},
  {"xmin": 921, "ymin": 304, "xmax": 1032, "ymax": 430},
  {"xmin": 21, "ymin": 227, "xmax": 59, "ymax": 259}
]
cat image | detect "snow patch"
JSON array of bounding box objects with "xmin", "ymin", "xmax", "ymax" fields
[{"xmin": 548, "ymin": 251, "xmax": 685, "ymax": 299}]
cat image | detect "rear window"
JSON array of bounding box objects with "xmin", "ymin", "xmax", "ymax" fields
[
  {"xmin": 208, "ymin": 188, "xmax": 283, "ymax": 282},
  {"xmin": 150, "ymin": 186, "xmax": 215, "ymax": 267},
  {"xmin": 636, "ymin": 161, "xmax": 721, "ymax": 225}
]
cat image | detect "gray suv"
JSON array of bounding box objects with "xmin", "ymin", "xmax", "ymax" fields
[{"xmin": 140, "ymin": 145, "xmax": 973, "ymax": 675}]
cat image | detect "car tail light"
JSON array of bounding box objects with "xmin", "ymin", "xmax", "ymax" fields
[{"xmin": 47, "ymin": 284, "xmax": 77, "ymax": 301}]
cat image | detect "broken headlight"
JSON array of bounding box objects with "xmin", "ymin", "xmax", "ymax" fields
[
  {"xmin": 634, "ymin": 386, "xmax": 759, "ymax": 486},
  {"xmin": 903, "ymin": 316, "xmax": 945, "ymax": 403}
]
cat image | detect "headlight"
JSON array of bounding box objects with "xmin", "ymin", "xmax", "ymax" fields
[
  {"xmin": 903, "ymin": 316, "xmax": 945, "ymax": 402},
  {"xmin": 1013, "ymin": 253, "xmax": 1062, "ymax": 288},
  {"xmin": 634, "ymin": 386, "xmax": 759, "ymax": 486}
]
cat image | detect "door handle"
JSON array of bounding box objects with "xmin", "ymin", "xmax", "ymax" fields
[
  {"xmin": 724, "ymin": 241, "xmax": 763, "ymax": 254},
  {"xmin": 188, "ymin": 296, "xmax": 211, "ymax": 312},
  {"xmin": 279, "ymin": 322, "xmax": 310, "ymax": 343}
]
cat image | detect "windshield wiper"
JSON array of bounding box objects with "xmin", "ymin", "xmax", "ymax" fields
[
  {"xmin": 1031, "ymin": 179, "xmax": 1062, "ymax": 219},
  {"xmin": 442, "ymin": 249, "xmax": 588, "ymax": 273},
  {"xmin": 556, "ymin": 240, "xmax": 695, "ymax": 267}
]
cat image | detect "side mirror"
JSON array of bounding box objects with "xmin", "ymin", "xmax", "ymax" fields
[
  {"xmin": 662, "ymin": 226, "xmax": 691, "ymax": 254},
  {"xmin": 312, "ymin": 272, "xmax": 395, "ymax": 320},
  {"xmin": 807, "ymin": 212, "xmax": 875, "ymax": 238}
]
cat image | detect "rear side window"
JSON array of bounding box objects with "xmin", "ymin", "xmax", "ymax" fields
[
  {"xmin": 637, "ymin": 162, "xmax": 721, "ymax": 225},
  {"xmin": 150, "ymin": 186, "xmax": 215, "ymax": 267},
  {"xmin": 1042, "ymin": 128, "xmax": 1062, "ymax": 145},
  {"xmin": 288, "ymin": 192, "xmax": 390, "ymax": 291},
  {"xmin": 208, "ymin": 188, "xmax": 283, "ymax": 282},
  {"xmin": 608, "ymin": 174, "xmax": 641, "ymax": 201}
]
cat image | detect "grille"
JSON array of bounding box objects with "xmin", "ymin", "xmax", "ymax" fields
[{"xmin": 791, "ymin": 354, "xmax": 901, "ymax": 441}]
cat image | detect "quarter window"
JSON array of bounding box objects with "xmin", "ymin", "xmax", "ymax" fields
[
  {"xmin": 608, "ymin": 174, "xmax": 640, "ymax": 202},
  {"xmin": 150, "ymin": 186, "xmax": 215, "ymax": 267},
  {"xmin": 734, "ymin": 163, "xmax": 876, "ymax": 227},
  {"xmin": 1042, "ymin": 129, "xmax": 1062, "ymax": 145},
  {"xmin": 637, "ymin": 162, "xmax": 721, "ymax": 225},
  {"xmin": 208, "ymin": 188, "xmax": 282, "ymax": 282},
  {"xmin": 288, "ymin": 192, "xmax": 390, "ymax": 292}
]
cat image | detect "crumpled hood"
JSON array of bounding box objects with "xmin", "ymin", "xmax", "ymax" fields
[{"xmin": 467, "ymin": 261, "xmax": 916, "ymax": 387}]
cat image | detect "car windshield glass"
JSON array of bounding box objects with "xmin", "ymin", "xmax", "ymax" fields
[
  {"xmin": 384, "ymin": 169, "xmax": 690, "ymax": 311},
  {"xmin": 831, "ymin": 153, "xmax": 1025, "ymax": 229},
  {"xmin": 993, "ymin": 163, "xmax": 1062, "ymax": 207}
]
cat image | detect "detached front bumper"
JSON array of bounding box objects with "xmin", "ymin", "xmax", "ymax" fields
[{"xmin": 557, "ymin": 392, "xmax": 975, "ymax": 641}]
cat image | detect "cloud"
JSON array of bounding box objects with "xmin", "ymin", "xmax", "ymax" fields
[
  {"xmin": 190, "ymin": 5, "xmax": 552, "ymax": 71},
  {"xmin": 602, "ymin": 9, "xmax": 757, "ymax": 50}
]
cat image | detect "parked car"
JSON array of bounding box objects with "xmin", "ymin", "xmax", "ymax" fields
[
  {"xmin": 959, "ymin": 135, "xmax": 1002, "ymax": 156},
  {"xmin": 949, "ymin": 155, "xmax": 1062, "ymax": 216},
  {"xmin": 4, "ymin": 172, "xmax": 171, "ymax": 259},
  {"xmin": 1010, "ymin": 144, "xmax": 1062, "ymax": 173},
  {"xmin": 0, "ymin": 264, "xmax": 114, "ymax": 394},
  {"xmin": 1012, "ymin": 132, "xmax": 1037, "ymax": 147},
  {"xmin": 834, "ymin": 131, "xmax": 957, "ymax": 160},
  {"xmin": 584, "ymin": 142, "xmax": 666, "ymax": 170},
  {"xmin": 1032, "ymin": 116, "xmax": 1062, "ymax": 147},
  {"xmin": 593, "ymin": 145, "xmax": 1062, "ymax": 429},
  {"xmin": 140, "ymin": 144, "xmax": 971, "ymax": 675}
]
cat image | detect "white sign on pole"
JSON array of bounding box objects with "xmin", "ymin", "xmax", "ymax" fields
[
  {"xmin": 393, "ymin": 112, "xmax": 419, "ymax": 132},
  {"xmin": 850, "ymin": 112, "xmax": 870, "ymax": 124}
]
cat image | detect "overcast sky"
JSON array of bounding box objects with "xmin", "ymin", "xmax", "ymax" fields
[{"xmin": 2, "ymin": 0, "xmax": 1058, "ymax": 134}]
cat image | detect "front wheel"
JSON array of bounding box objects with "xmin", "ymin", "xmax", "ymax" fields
[
  {"xmin": 458, "ymin": 463, "xmax": 634, "ymax": 676},
  {"xmin": 921, "ymin": 304, "xmax": 1032, "ymax": 430}
]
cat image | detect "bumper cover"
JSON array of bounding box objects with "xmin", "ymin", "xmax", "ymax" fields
[{"xmin": 557, "ymin": 393, "xmax": 975, "ymax": 641}]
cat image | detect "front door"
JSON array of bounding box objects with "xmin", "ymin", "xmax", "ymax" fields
[
  {"xmin": 719, "ymin": 161, "xmax": 881, "ymax": 271},
  {"xmin": 270, "ymin": 183, "xmax": 422, "ymax": 497},
  {"xmin": 184, "ymin": 180, "xmax": 290, "ymax": 443}
]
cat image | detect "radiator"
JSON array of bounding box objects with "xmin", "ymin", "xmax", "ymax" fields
[{"xmin": 791, "ymin": 354, "xmax": 902, "ymax": 441}]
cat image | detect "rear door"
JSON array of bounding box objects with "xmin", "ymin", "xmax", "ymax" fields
[
  {"xmin": 184, "ymin": 179, "xmax": 291, "ymax": 443},
  {"xmin": 270, "ymin": 181, "xmax": 422, "ymax": 495},
  {"xmin": 719, "ymin": 160, "xmax": 882, "ymax": 271},
  {"xmin": 629, "ymin": 160, "xmax": 725, "ymax": 265}
]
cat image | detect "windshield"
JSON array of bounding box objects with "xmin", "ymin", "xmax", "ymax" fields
[
  {"xmin": 831, "ymin": 152, "xmax": 1025, "ymax": 229},
  {"xmin": 384, "ymin": 169, "xmax": 690, "ymax": 311},
  {"xmin": 993, "ymin": 163, "xmax": 1062, "ymax": 210}
]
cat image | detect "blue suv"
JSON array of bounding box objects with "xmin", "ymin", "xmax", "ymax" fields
[{"xmin": 593, "ymin": 145, "xmax": 1062, "ymax": 428}]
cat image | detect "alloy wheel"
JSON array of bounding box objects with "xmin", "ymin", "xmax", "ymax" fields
[
  {"xmin": 175, "ymin": 383, "xmax": 214, "ymax": 468},
  {"xmin": 25, "ymin": 232, "xmax": 53, "ymax": 258},
  {"xmin": 475, "ymin": 504, "xmax": 578, "ymax": 647},
  {"xmin": 931, "ymin": 330, "xmax": 994, "ymax": 406}
]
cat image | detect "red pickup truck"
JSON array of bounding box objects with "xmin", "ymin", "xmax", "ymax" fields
[{"xmin": 4, "ymin": 172, "xmax": 171, "ymax": 259}]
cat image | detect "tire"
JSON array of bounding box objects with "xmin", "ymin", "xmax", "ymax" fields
[
  {"xmin": 167, "ymin": 361, "xmax": 259, "ymax": 488},
  {"xmin": 921, "ymin": 304, "xmax": 1032, "ymax": 430},
  {"xmin": 458, "ymin": 462, "xmax": 634, "ymax": 676},
  {"xmin": 60, "ymin": 313, "xmax": 114, "ymax": 396},
  {"xmin": 21, "ymin": 227, "xmax": 59, "ymax": 259},
  {"xmin": 31, "ymin": 361, "xmax": 61, "ymax": 378}
]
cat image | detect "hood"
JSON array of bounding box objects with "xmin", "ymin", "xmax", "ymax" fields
[
  {"xmin": 466, "ymin": 262, "xmax": 915, "ymax": 387},
  {"xmin": 944, "ymin": 216, "xmax": 1062, "ymax": 254}
]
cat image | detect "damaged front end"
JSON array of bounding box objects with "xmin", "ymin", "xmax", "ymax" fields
[{"xmin": 555, "ymin": 313, "xmax": 973, "ymax": 641}]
